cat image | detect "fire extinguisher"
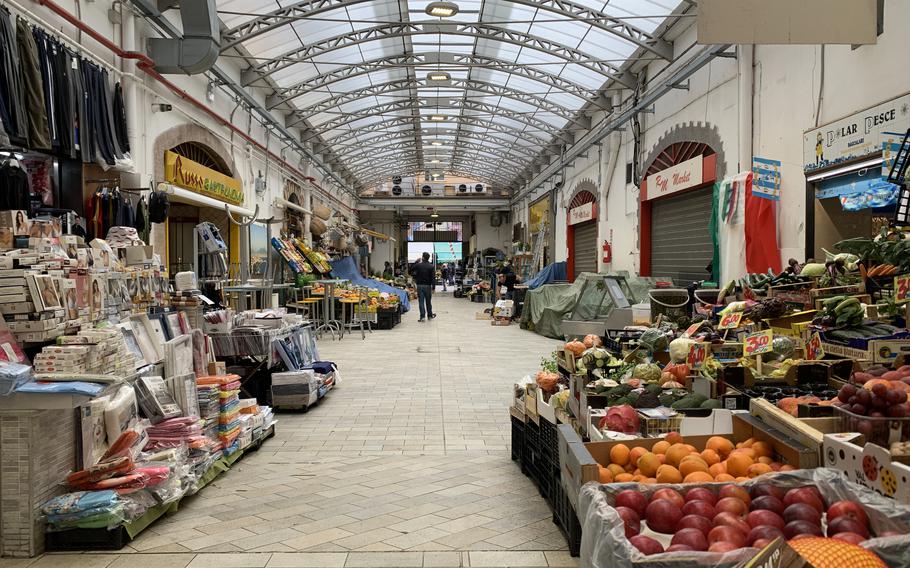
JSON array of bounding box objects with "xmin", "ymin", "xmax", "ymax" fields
[{"xmin": 602, "ymin": 240, "xmax": 612, "ymax": 264}]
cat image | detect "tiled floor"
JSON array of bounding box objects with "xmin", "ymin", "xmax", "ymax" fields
[{"xmin": 4, "ymin": 295, "xmax": 574, "ymax": 568}]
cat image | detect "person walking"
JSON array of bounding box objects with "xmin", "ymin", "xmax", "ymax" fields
[
  {"xmin": 411, "ymin": 252, "xmax": 436, "ymax": 322},
  {"xmin": 441, "ymin": 264, "xmax": 449, "ymax": 292}
]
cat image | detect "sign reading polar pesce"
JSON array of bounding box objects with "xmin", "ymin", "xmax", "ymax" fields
[
  {"xmin": 803, "ymin": 93, "xmax": 910, "ymax": 173},
  {"xmin": 164, "ymin": 150, "xmax": 244, "ymax": 205}
]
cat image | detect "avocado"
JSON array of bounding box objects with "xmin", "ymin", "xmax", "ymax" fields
[{"xmin": 701, "ymin": 399, "xmax": 723, "ymax": 409}]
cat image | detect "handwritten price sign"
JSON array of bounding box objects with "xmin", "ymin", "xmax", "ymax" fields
[
  {"xmin": 683, "ymin": 321, "xmax": 705, "ymax": 338},
  {"xmin": 895, "ymin": 275, "xmax": 910, "ymax": 304},
  {"xmin": 718, "ymin": 312, "xmax": 743, "ymax": 330},
  {"xmin": 805, "ymin": 331, "xmax": 824, "ymax": 361},
  {"xmin": 743, "ymin": 329, "xmax": 774, "ymax": 357},
  {"xmin": 687, "ymin": 343, "xmax": 708, "ymax": 369}
]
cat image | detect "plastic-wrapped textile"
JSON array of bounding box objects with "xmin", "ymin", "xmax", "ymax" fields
[
  {"xmin": 66, "ymin": 456, "xmax": 133, "ymax": 487},
  {"xmin": 578, "ymin": 468, "xmax": 910, "ymax": 568},
  {"xmin": 0, "ymin": 362, "xmax": 31, "ymax": 396},
  {"xmin": 74, "ymin": 466, "xmax": 169, "ymax": 493},
  {"xmin": 42, "ymin": 490, "xmax": 119, "ymax": 516},
  {"xmin": 100, "ymin": 422, "xmax": 149, "ymax": 463},
  {"xmin": 16, "ymin": 380, "xmax": 104, "ymax": 396}
]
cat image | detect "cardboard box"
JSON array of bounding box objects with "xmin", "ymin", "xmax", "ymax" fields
[
  {"xmin": 536, "ymin": 387, "xmax": 557, "ymax": 424},
  {"xmin": 766, "ymin": 310, "xmax": 817, "ymax": 338},
  {"xmin": 524, "ymin": 385, "xmax": 539, "ymax": 424},
  {"xmin": 474, "ymin": 311, "xmax": 491, "ymax": 320},
  {"xmin": 0, "ymin": 210, "xmax": 29, "ymax": 235},
  {"xmin": 822, "ymin": 339, "xmax": 910, "ymax": 363},
  {"xmin": 822, "ymin": 433, "xmax": 910, "ymax": 503},
  {"xmin": 749, "ymin": 398, "xmax": 841, "ymax": 462},
  {"xmin": 207, "ymin": 361, "xmax": 226, "ymax": 376},
  {"xmin": 122, "ymin": 245, "xmax": 154, "ymax": 266},
  {"xmin": 490, "ymin": 317, "xmax": 511, "ymax": 326}
]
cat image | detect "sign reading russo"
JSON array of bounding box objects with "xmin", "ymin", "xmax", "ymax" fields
[
  {"xmin": 165, "ymin": 150, "xmax": 244, "ymax": 205},
  {"xmin": 644, "ymin": 156, "xmax": 704, "ymax": 200},
  {"xmin": 567, "ymin": 202, "xmax": 596, "ymax": 225}
]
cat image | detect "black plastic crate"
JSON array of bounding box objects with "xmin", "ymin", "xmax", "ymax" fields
[
  {"xmin": 45, "ymin": 527, "xmax": 130, "ymax": 551},
  {"xmin": 510, "ymin": 415, "xmax": 525, "ymax": 462},
  {"xmin": 552, "ymin": 481, "xmax": 582, "ymax": 557},
  {"xmin": 521, "ymin": 419, "xmax": 542, "ymax": 481}
]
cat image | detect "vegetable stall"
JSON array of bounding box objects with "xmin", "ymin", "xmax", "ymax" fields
[{"xmin": 509, "ymin": 232, "xmax": 910, "ymax": 566}]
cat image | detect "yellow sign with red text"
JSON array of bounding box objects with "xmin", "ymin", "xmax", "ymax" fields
[
  {"xmin": 744, "ymin": 329, "xmax": 774, "ymax": 357},
  {"xmin": 165, "ymin": 150, "xmax": 244, "ymax": 205}
]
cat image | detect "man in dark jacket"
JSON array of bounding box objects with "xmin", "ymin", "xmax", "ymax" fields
[{"xmin": 411, "ymin": 252, "xmax": 436, "ymax": 322}]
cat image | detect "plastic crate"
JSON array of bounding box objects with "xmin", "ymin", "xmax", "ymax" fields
[
  {"xmin": 510, "ymin": 415, "xmax": 525, "ymax": 462},
  {"xmin": 638, "ymin": 413, "xmax": 683, "ymax": 438},
  {"xmin": 834, "ymin": 405, "xmax": 910, "ymax": 446},
  {"xmin": 521, "ymin": 419, "xmax": 542, "ymax": 482},
  {"xmin": 552, "ymin": 479, "xmax": 581, "ymax": 556},
  {"xmin": 45, "ymin": 527, "xmax": 130, "ymax": 551}
]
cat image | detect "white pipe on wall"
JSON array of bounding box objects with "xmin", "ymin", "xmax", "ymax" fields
[{"xmin": 160, "ymin": 184, "xmax": 256, "ymax": 217}]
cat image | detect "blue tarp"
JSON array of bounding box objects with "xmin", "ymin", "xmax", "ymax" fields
[
  {"xmin": 330, "ymin": 256, "xmax": 411, "ymax": 312},
  {"xmin": 527, "ymin": 262, "xmax": 567, "ymax": 290}
]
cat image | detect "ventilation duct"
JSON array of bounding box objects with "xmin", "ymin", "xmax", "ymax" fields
[{"xmin": 147, "ymin": 0, "xmax": 220, "ymax": 74}]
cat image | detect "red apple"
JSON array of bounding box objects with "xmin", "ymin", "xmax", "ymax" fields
[
  {"xmin": 682, "ymin": 500, "xmax": 716, "ymax": 519},
  {"xmin": 713, "ymin": 512, "xmax": 751, "ymax": 537},
  {"xmin": 679, "ymin": 514, "xmax": 714, "ymax": 537},
  {"xmin": 827, "ymin": 501, "xmax": 869, "ymax": 527},
  {"xmin": 629, "ymin": 535, "xmax": 664, "ymax": 555},
  {"xmin": 719, "ymin": 485, "xmax": 751, "ymax": 505},
  {"xmin": 754, "ymin": 538, "xmax": 779, "ymax": 549},
  {"xmin": 615, "ymin": 506, "xmax": 641, "ymax": 538},
  {"xmin": 716, "ymin": 497, "xmax": 749, "ymax": 517},
  {"xmin": 615, "ymin": 490, "xmax": 649, "ymax": 518},
  {"xmin": 749, "ymin": 495, "xmax": 784, "ymax": 516},
  {"xmin": 685, "ymin": 487, "xmax": 717, "ymax": 506},
  {"xmin": 832, "ymin": 532, "xmax": 866, "ymax": 545},
  {"xmin": 708, "ymin": 541, "xmax": 741, "ymax": 553},
  {"xmin": 747, "ymin": 525, "xmax": 784, "ymax": 546},
  {"xmin": 789, "ymin": 534, "xmax": 816, "ymax": 541},
  {"xmin": 671, "ymin": 528, "xmax": 708, "ymax": 551},
  {"xmin": 746, "ymin": 510, "xmax": 785, "ymax": 531},
  {"xmin": 783, "ymin": 503, "xmax": 822, "ymax": 526},
  {"xmin": 645, "ymin": 499, "xmax": 683, "ymax": 534},
  {"xmin": 666, "ymin": 544, "xmax": 695, "ymax": 552},
  {"xmin": 784, "ymin": 521, "xmax": 823, "ymax": 539},
  {"xmin": 751, "ymin": 484, "xmax": 785, "ymax": 501},
  {"xmin": 708, "ymin": 525, "xmax": 747, "ymax": 548},
  {"xmin": 651, "ymin": 488, "xmax": 685, "ymax": 509},
  {"xmin": 782, "ymin": 487, "xmax": 824, "ymax": 514},
  {"xmin": 827, "ymin": 517, "xmax": 870, "ymax": 539}
]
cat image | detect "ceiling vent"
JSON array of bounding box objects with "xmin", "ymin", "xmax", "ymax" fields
[
  {"xmin": 392, "ymin": 176, "xmax": 402, "ymax": 185},
  {"xmin": 391, "ymin": 185, "xmax": 403, "ymax": 196},
  {"xmin": 420, "ymin": 184, "xmax": 433, "ymax": 196},
  {"xmin": 473, "ymin": 183, "xmax": 487, "ymax": 194},
  {"xmin": 457, "ymin": 183, "xmax": 469, "ymax": 194},
  {"xmin": 148, "ymin": 0, "xmax": 220, "ymax": 74}
]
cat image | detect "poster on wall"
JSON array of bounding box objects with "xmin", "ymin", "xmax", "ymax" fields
[
  {"xmin": 751, "ymin": 157, "xmax": 781, "ymax": 200},
  {"xmin": 529, "ymin": 196, "xmax": 550, "ymax": 233},
  {"xmin": 803, "ymin": 94, "xmax": 910, "ymax": 172}
]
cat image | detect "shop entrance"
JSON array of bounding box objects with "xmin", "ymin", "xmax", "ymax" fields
[{"xmin": 566, "ymin": 189, "xmax": 598, "ymax": 280}]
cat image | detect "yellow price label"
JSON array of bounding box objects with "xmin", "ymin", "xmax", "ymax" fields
[
  {"xmin": 743, "ymin": 329, "xmax": 774, "ymax": 357},
  {"xmin": 718, "ymin": 312, "xmax": 743, "ymax": 330},
  {"xmin": 805, "ymin": 332, "xmax": 824, "ymax": 361},
  {"xmin": 895, "ymin": 274, "xmax": 910, "ymax": 304}
]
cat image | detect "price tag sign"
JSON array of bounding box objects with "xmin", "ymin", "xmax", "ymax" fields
[
  {"xmin": 743, "ymin": 329, "xmax": 774, "ymax": 357},
  {"xmin": 895, "ymin": 274, "xmax": 910, "ymax": 304},
  {"xmin": 718, "ymin": 311, "xmax": 743, "ymax": 330},
  {"xmin": 683, "ymin": 321, "xmax": 705, "ymax": 338},
  {"xmin": 805, "ymin": 331, "xmax": 824, "ymax": 361},
  {"xmin": 687, "ymin": 342, "xmax": 708, "ymax": 369}
]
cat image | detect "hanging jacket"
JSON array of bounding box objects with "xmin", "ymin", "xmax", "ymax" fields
[
  {"xmin": 113, "ymin": 82, "xmax": 128, "ymax": 153},
  {"xmin": 0, "ymin": 9, "xmax": 26, "ymax": 145},
  {"xmin": 16, "ymin": 17, "xmax": 50, "ymax": 150}
]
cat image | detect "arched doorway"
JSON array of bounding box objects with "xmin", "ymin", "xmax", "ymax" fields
[
  {"xmin": 566, "ymin": 179, "xmax": 598, "ymax": 280},
  {"xmin": 639, "ymin": 140, "xmax": 718, "ymax": 283}
]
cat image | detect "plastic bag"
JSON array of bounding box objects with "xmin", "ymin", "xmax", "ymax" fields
[{"xmin": 578, "ymin": 468, "xmax": 910, "ymax": 568}]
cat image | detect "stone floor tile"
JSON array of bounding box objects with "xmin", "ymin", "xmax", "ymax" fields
[
  {"xmin": 109, "ymin": 554, "xmax": 195, "ymax": 568},
  {"xmin": 30, "ymin": 555, "xmax": 115, "ymax": 568},
  {"xmin": 422, "ymin": 551, "xmax": 463, "ymax": 567},
  {"xmin": 265, "ymin": 553, "xmax": 348, "ymax": 568},
  {"xmin": 283, "ymin": 528, "xmax": 355, "ymax": 551},
  {"xmin": 544, "ymin": 551, "xmax": 579, "ymax": 567},
  {"xmin": 343, "ymin": 552, "xmax": 423, "ymax": 568},
  {"xmin": 468, "ymin": 551, "xmax": 549, "ymax": 567},
  {"xmin": 186, "ymin": 554, "xmax": 271, "ymax": 568}
]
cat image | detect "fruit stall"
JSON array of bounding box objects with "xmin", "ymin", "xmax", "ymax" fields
[{"xmin": 509, "ymin": 232, "xmax": 910, "ymax": 565}]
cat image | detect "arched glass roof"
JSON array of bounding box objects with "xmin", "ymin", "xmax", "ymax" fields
[{"xmin": 218, "ymin": 0, "xmax": 685, "ymax": 192}]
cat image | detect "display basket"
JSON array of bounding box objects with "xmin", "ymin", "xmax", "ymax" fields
[
  {"xmin": 208, "ymin": 324, "xmax": 312, "ymax": 367},
  {"xmin": 648, "ymin": 289, "xmax": 689, "ymax": 323},
  {"xmin": 834, "ymin": 405, "xmax": 910, "ymax": 447}
]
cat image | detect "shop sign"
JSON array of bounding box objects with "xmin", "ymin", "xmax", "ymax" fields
[
  {"xmin": 803, "ymin": 93, "xmax": 910, "ymax": 173},
  {"xmin": 165, "ymin": 150, "xmax": 244, "ymax": 205},
  {"xmin": 644, "ymin": 156, "xmax": 704, "ymax": 200},
  {"xmin": 567, "ymin": 202, "xmax": 596, "ymax": 225}
]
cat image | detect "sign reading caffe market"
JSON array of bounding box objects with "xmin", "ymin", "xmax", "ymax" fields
[{"xmin": 164, "ymin": 150, "xmax": 244, "ymax": 205}]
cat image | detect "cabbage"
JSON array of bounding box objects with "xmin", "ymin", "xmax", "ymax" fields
[
  {"xmin": 669, "ymin": 337, "xmax": 696, "ymax": 363},
  {"xmin": 632, "ymin": 363, "xmax": 661, "ymax": 382}
]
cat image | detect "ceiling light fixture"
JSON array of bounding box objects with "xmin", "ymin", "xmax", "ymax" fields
[
  {"xmin": 425, "ymin": 1, "xmax": 459, "ymax": 17},
  {"xmin": 429, "ymin": 159, "xmax": 440, "ymax": 163},
  {"xmin": 427, "ymin": 71, "xmax": 451, "ymax": 82},
  {"xmin": 430, "ymin": 210, "xmax": 440, "ymax": 218},
  {"xmin": 430, "ymin": 141, "xmax": 443, "ymax": 146},
  {"xmin": 429, "ymin": 115, "xmax": 446, "ymax": 121}
]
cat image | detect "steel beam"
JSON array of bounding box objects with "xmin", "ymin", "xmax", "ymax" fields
[
  {"xmin": 222, "ymin": 0, "xmax": 671, "ymax": 62},
  {"xmin": 331, "ymin": 130, "xmax": 540, "ymax": 160},
  {"xmin": 324, "ymin": 116, "xmax": 553, "ymax": 145}
]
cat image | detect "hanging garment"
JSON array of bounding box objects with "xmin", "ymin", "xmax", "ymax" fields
[
  {"xmin": 0, "ymin": 9, "xmax": 26, "ymax": 145},
  {"xmin": 100, "ymin": 69, "xmax": 123, "ymax": 159},
  {"xmin": 113, "ymin": 82, "xmax": 128, "ymax": 153},
  {"xmin": 0, "ymin": 10, "xmax": 14, "ymax": 146},
  {"xmin": 32, "ymin": 28, "xmax": 58, "ymax": 150},
  {"xmin": 743, "ymin": 172, "xmax": 782, "ymax": 274},
  {"xmin": 69, "ymin": 50, "xmax": 85, "ymax": 155},
  {"xmin": 0, "ymin": 162, "xmax": 29, "ymax": 210},
  {"xmin": 16, "ymin": 17, "xmax": 50, "ymax": 150},
  {"xmin": 50, "ymin": 37, "xmax": 74, "ymax": 157},
  {"xmin": 86, "ymin": 64, "xmax": 114, "ymax": 165},
  {"xmin": 135, "ymin": 196, "xmax": 149, "ymax": 244}
]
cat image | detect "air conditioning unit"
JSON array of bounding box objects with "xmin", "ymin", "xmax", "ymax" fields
[
  {"xmin": 391, "ymin": 185, "xmax": 403, "ymax": 196},
  {"xmin": 392, "ymin": 176, "xmax": 402, "ymax": 185},
  {"xmin": 419, "ymin": 183, "xmax": 444, "ymax": 197},
  {"xmin": 457, "ymin": 183, "xmax": 469, "ymax": 194},
  {"xmin": 473, "ymin": 183, "xmax": 487, "ymax": 194}
]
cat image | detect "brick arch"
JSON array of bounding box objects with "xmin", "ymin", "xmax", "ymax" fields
[
  {"xmin": 566, "ymin": 177, "xmax": 598, "ymax": 208},
  {"xmin": 152, "ymin": 124, "xmax": 239, "ymax": 183},
  {"xmin": 642, "ymin": 122, "xmax": 726, "ymax": 182}
]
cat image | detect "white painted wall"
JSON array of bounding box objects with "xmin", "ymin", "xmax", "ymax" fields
[
  {"xmin": 473, "ymin": 212, "xmax": 511, "ymax": 253},
  {"xmin": 525, "ymin": 0, "xmax": 910, "ymax": 283}
]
